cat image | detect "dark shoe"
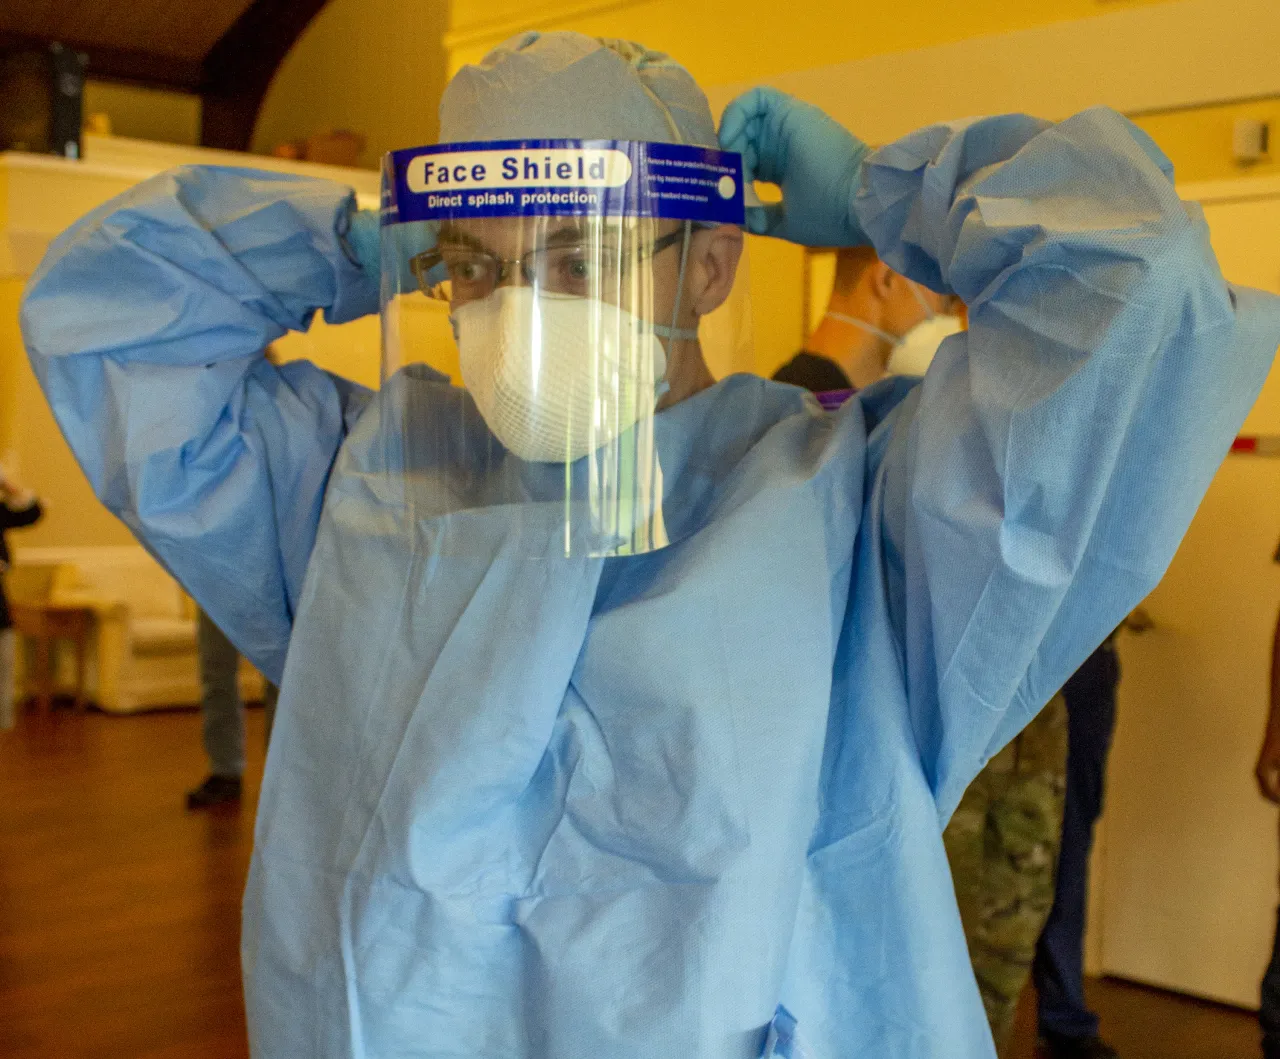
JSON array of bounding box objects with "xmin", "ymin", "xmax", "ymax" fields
[
  {"xmin": 185, "ymin": 774, "xmax": 242, "ymax": 809},
  {"xmin": 1038, "ymin": 1032, "xmax": 1119, "ymax": 1059}
]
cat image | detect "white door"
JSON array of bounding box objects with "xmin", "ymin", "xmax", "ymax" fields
[{"xmin": 1099, "ymin": 176, "xmax": 1280, "ymax": 1006}]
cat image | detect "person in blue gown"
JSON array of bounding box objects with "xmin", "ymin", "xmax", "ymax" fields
[{"xmin": 20, "ymin": 29, "xmax": 1280, "ymax": 1059}]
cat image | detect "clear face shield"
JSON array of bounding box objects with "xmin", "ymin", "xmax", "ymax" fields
[{"xmin": 378, "ymin": 139, "xmax": 748, "ymax": 557}]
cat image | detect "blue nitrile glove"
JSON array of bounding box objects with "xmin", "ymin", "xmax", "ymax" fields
[
  {"xmin": 718, "ymin": 86, "xmax": 871, "ymax": 246},
  {"xmin": 343, "ymin": 206, "xmax": 382, "ymax": 277}
]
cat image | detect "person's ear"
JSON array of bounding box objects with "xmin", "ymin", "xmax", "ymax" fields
[
  {"xmin": 866, "ymin": 260, "xmax": 898, "ymax": 305},
  {"xmin": 686, "ymin": 225, "xmax": 745, "ymax": 317}
]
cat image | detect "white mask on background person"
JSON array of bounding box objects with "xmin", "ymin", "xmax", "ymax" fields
[
  {"xmin": 825, "ymin": 280, "xmax": 963, "ymax": 379},
  {"xmin": 884, "ymin": 314, "xmax": 964, "ymax": 376},
  {"xmin": 455, "ymin": 286, "xmax": 686, "ymax": 463}
]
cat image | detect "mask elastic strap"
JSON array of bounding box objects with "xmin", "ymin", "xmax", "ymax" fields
[
  {"xmin": 652, "ymin": 221, "xmax": 699, "ymax": 343},
  {"xmin": 907, "ymin": 280, "xmax": 936, "ymax": 320},
  {"xmin": 825, "ymin": 310, "xmax": 899, "ymax": 346},
  {"xmin": 651, "ymin": 324, "xmax": 698, "ymax": 339},
  {"xmin": 625, "ymin": 59, "xmax": 701, "ymax": 347}
]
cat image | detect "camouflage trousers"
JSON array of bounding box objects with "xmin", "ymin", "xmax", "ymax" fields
[{"xmin": 943, "ymin": 694, "xmax": 1069, "ymax": 1052}]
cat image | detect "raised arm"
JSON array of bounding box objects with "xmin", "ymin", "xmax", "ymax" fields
[
  {"xmin": 722, "ymin": 91, "xmax": 1280, "ymax": 816},
  {"xmin": 20, "ymin": 166, "xmax": 379, "ymax": 681}
]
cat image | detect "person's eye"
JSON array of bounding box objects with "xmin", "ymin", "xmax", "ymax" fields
[
  {"xmin": 449, "ymin": 257, "xmax": 489, "ymax": 284},
  {"xmin": 543, "ymin": 250, "xmax": 593, "ymax": 290}
]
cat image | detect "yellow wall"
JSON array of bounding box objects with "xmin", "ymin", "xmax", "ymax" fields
[
  {"xmin": 0, "ymin": 159, "xmax": 143, "ymax": 548},
  {"xmin": 7, "ymin": 0, "xmax": 1279, "ymax": 547},
  {"xmin": 0, "ymin": 169, "xmax": 13, "ymax": 459},
  {"xmin": 1133, "ymin": 98, "xmax": 1280, "ymax": 184},
  {"xmin": 441, "ymin": 0, "xmax": 1280, "ymax": 374},
  {"xmin": 252, "ymin": 0, "xmax": 450, "ymax": 169},
  {"xmin": 446, "ymin": 0, "xmax": 1175, "ymax": 81},
  {"xmin": 74, "ymin": 0, "xmax": 1276, "ymax": 190},
  {"xmin": 82, "ymin": 81, "xmax": 201, "ymax": 146},
  {"xmin": 0, "ymin": 278, "xmax": 135, "ymax": 548},
  {"xmin": 0, "ymin": 275, "xmax": 19, "ymax": 462}
]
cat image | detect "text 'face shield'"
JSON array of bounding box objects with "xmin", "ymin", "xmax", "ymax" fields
[{"xmin": 378, "ymin": 139, "xmax": 746, "ymax": 557}]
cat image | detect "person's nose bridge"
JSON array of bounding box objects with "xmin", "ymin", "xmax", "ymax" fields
[{"xmin": 493, "ymin": 257, "xmax": 532, "ymax": 291}]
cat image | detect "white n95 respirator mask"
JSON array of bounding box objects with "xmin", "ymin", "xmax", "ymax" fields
[
  {"xmin": 454, "ymin": 286, "xmax": 675, "ymax": 463},
  {"xmin": 884, "ymin": 314, "xmax": 964, "ymax": 376},
  {"xmin": 826, "ymin": 278, "xmax": 964, "ymax": 379}
]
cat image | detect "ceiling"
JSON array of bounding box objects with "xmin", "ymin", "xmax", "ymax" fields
[
  {"xmin": 0, "ymin": 0, "xmax": 255, "ymax": 64},
  {"xmin": 0, "ymin": 0, "xmax": 331, "ymax": 148}
]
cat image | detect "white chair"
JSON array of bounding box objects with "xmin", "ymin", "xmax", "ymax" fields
[{"xmin": 13, "ymin": 546, "xmax": 264, "ymax": 713}]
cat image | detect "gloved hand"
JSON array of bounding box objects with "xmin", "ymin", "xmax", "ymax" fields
[
  {"xmin": 718, "ymin": 86, "xmax": 871, "ymax": 247},
  {"xmin": 342, "ymin": 205, "xmax": 382, "ymax": 277}
]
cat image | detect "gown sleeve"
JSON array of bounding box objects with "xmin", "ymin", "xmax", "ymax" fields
[
  {"xmin": 859, "ymin": 108, "xmax": 1280, "ymax": 818},
  {"xmin": 20, "ymin": 166, "xmax": 379, "ymax": 682}
]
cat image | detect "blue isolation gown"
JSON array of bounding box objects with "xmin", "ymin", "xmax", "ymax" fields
[{"xmin": 22, "ymin": 109, "xmax": 1280, "ymax": 1057}]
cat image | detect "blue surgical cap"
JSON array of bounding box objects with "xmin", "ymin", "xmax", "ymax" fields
[{"xmin": 439, "ymin": 31, "xmax": 717, "ymax": 147}]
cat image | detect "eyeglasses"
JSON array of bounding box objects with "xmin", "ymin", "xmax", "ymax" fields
[{"xmin": 409, "ymin": 228, "xmax": 687, "ymax": 303}]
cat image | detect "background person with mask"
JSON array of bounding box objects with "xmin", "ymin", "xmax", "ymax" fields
[
  {"xmin": 21, "ymin": 31, "xmax": 1280, "ymax": 1058},
  {"xmin": 774, "ymin": 244, "xmax": 961, "ymax": 391}
]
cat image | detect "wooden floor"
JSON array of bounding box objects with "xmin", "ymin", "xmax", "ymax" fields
[
  {"xmin": 0, "ymin": 707, "xmax": 1266, "ymax": 1058},
  {"xmin": 0, "ymin": 705, "xmax": 263, "ymax": 1059},
  {"xmin": 1004, "ymin": 976, "xmax": 1261, "ymax": 1059}
]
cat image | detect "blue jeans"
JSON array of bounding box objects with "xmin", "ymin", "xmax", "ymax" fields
[
  {"xmin": 197, "ymin": 609, "xmax": 276, "ymax": 777},
  {"xmin": 1033, "ymin": 641, "xmax": 1119, "ymax": 1039}
]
